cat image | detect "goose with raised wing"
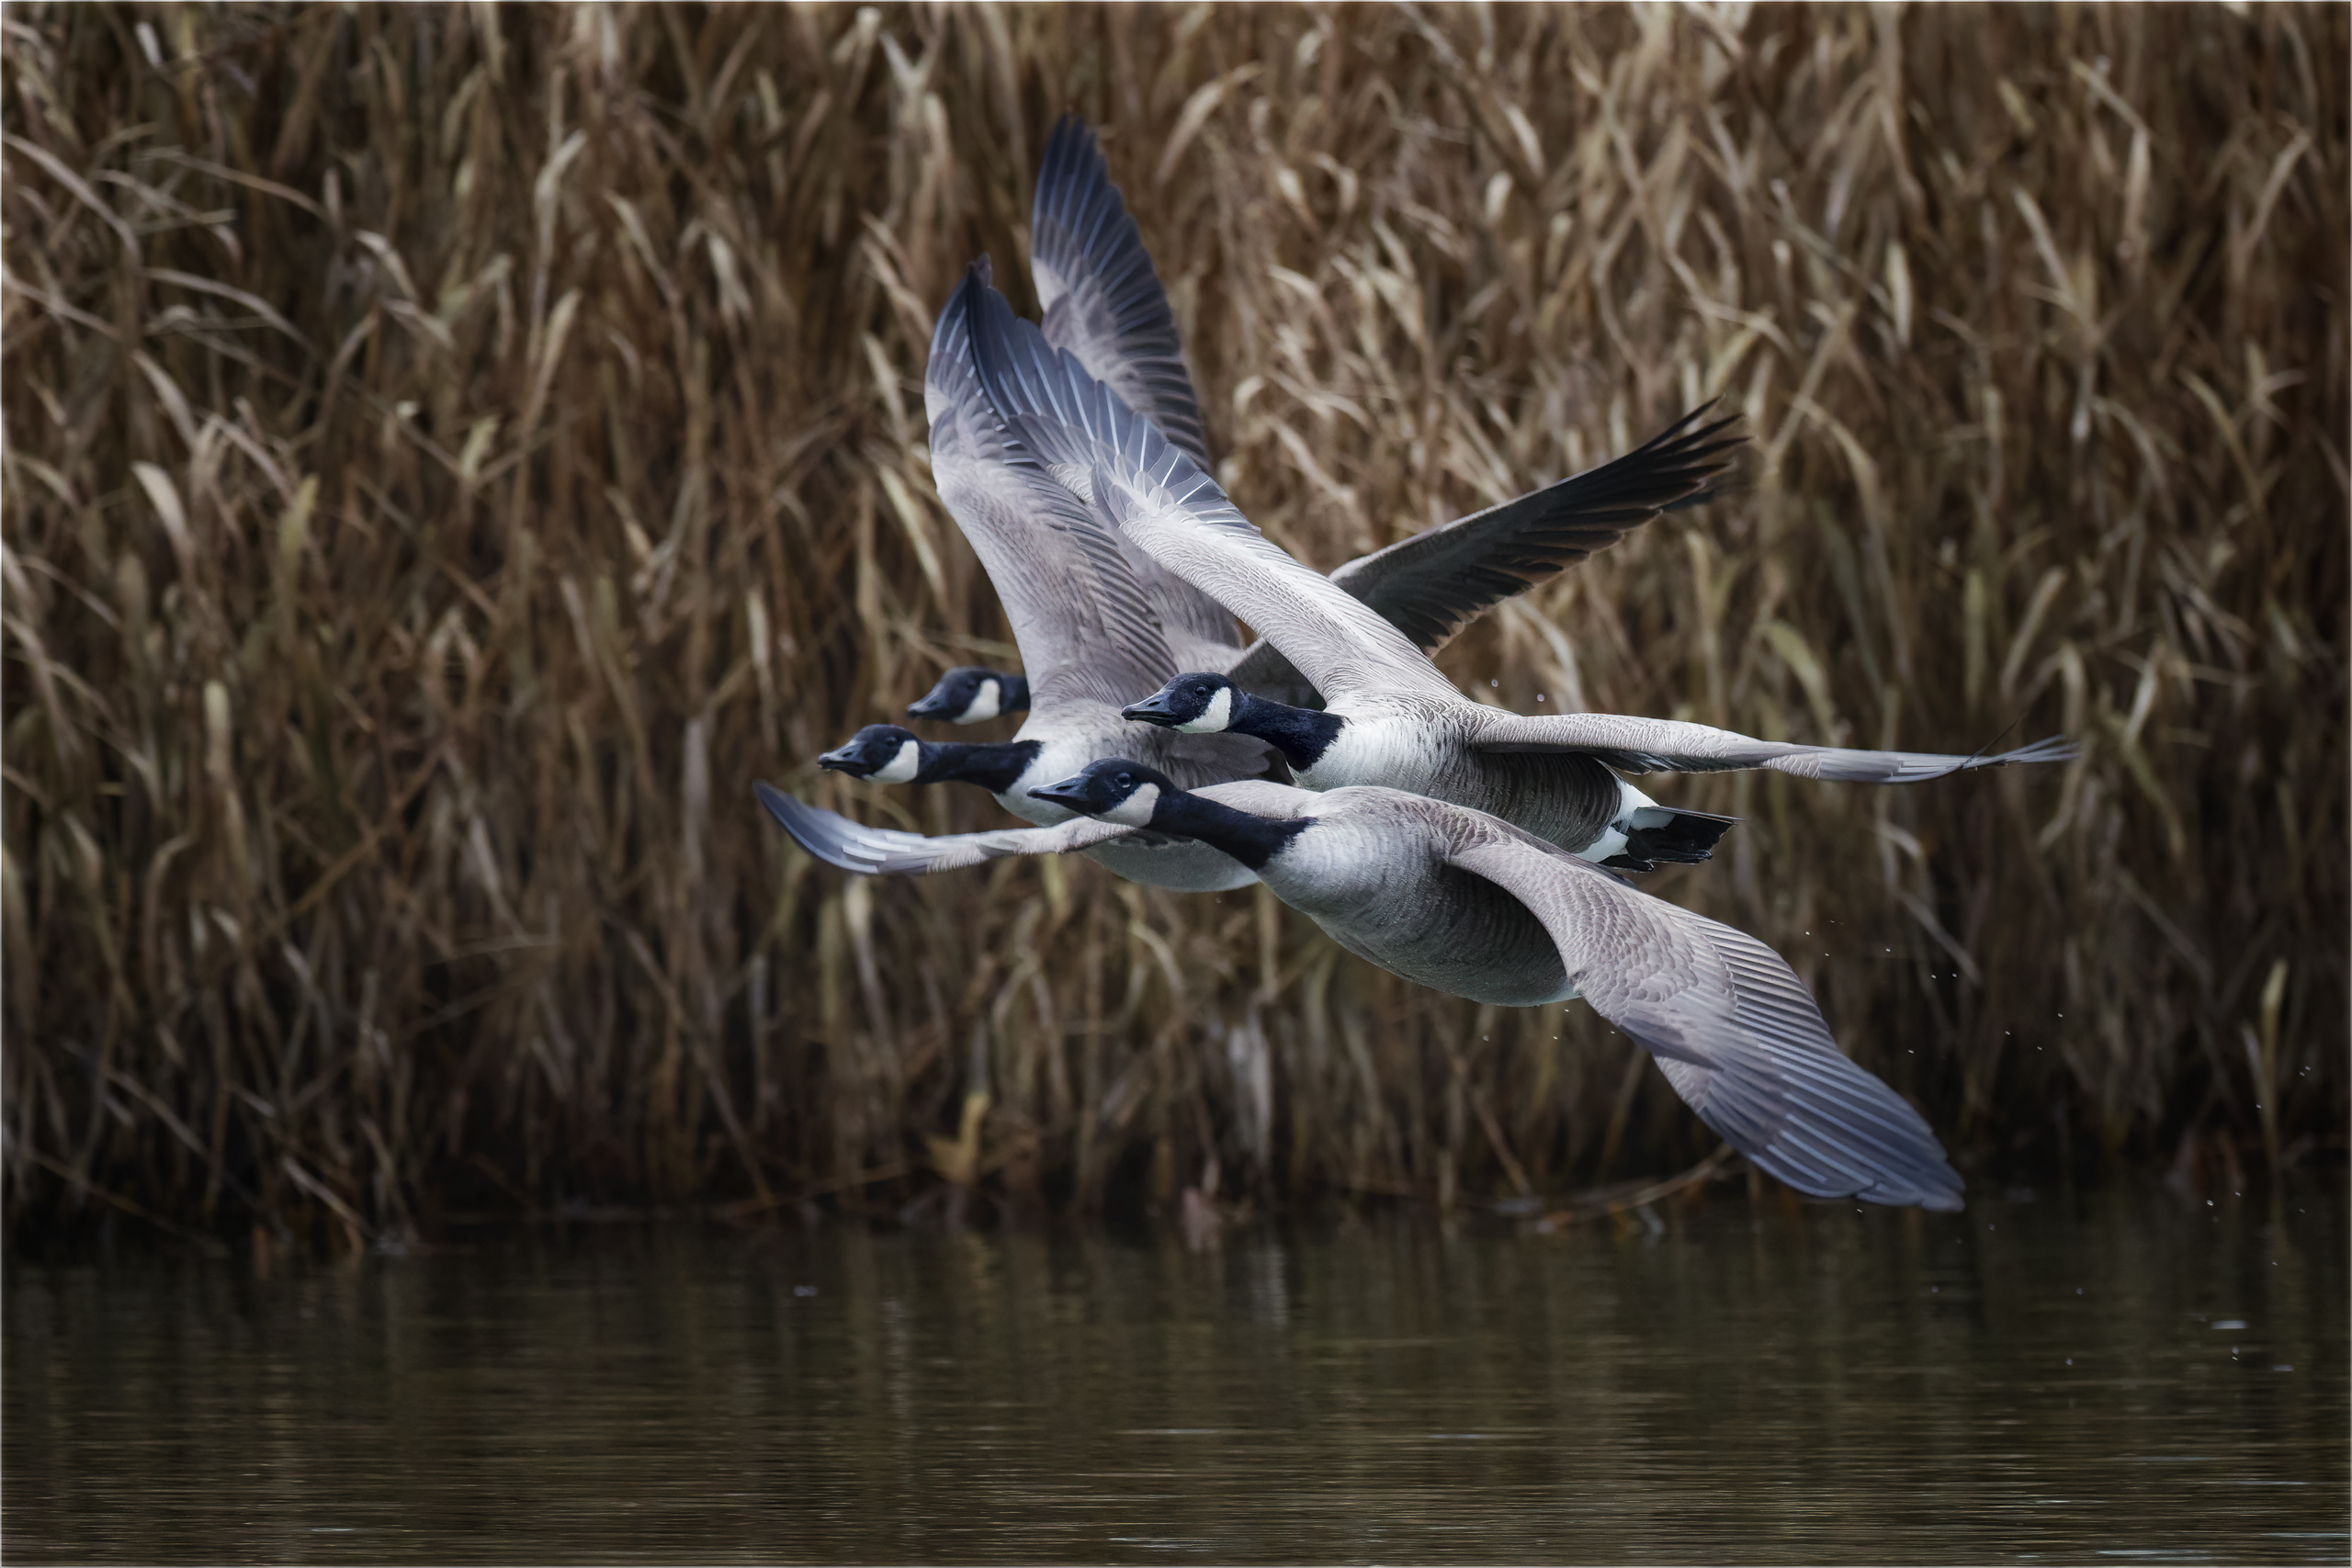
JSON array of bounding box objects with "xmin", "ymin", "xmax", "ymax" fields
[
  {"xmin": 753, "ymin": 764, "xmax": 1963, "ymax": 1213},
  {"xmin": 867, "ymin": 254, "xmax": 1279, "ymax": 893},
  {"xmin": 906, "ymin": 114, "xmax": 1742, "ymax": 725},
  {"xmin": 953, "ymin": 275, "xmax": 2075, "ymax": 858}
]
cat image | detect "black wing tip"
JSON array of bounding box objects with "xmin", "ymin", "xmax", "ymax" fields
[{"xmin": 1509, "ymin": 403, "xmax": 1750, "ymax": 524}]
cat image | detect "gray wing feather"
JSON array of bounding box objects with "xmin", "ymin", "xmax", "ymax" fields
[
  {"xmin": 961, "ymin": 278, "xmax": 1462, "ymax": 706},
  {"xmin": 927, "ymin": 266, "xmax": 1179, "ymax": 710},
  {"xmin": 1032, "ymin": 114, "xmax": 1209, "ymax": 469},
  {"xmin": 1445, "ymin": 834, "xmax": 1964, "ymax": 1211},
  {"xmin": 755, "ymin": 782, "xmax": 1139, "ymax": 875},
  {"xmin": 1029, "ymin": 118, "xmax": 1241, "ymax": 663},
  {"xmin": 1472, "ymin": 712, "xmax": 2079, "ymax": 783}
]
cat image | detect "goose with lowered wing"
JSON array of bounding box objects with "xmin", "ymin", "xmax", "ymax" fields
[{"xmin": 754, "ymin": 764, "xmax": 1963, "ymax": 1213}]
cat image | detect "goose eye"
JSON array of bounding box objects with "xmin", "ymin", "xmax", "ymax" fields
[{"xmin": 1116, "ymin": 773, "xmax": 1132, "ymax": 788}]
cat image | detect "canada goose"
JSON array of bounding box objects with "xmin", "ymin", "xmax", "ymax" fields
[
  {"xmin": 906, "ymin": 115, "xmax": 1741, "ymax": 723},
  {"xmin": 953, "ymin": 277, "xmax": 2075, "ymax": 855},
  {"xmin": 752, "ymin": 764, "xmax": 1962, "ymax": 1212},
  {"xmin": 906, "ymin": 666, "xmax": 1029, "ymax": 725},
  {"xmin": 842, "ymin": 252, "xmax": 1279, "ymax": 894}
]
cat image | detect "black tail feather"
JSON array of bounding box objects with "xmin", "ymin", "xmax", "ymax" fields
[{"xmin": 1624, "ymin": 806, "xmax": 1739, "ymax": 867}]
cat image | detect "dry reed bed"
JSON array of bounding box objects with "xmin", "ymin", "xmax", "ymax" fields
[{"xmin": 2, "ymin": 4, "xmax": 2343, "ymax": 1243}]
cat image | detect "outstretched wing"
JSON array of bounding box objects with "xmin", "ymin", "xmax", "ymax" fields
[
  {"xmin": 1325, "ymin": 404, "xmax": 1743, "ymax": 654},
  {"xmin": 1470, "ymin": 711, "xmax": 2079, "ymax": 783},
  {"xmin": 1221, "ymin": 405, "xmax": 1744, "ymax": 704},
  {"xmin": 1444, "ymin": 831, "xmax": 1963, "ymax": 1211},
  {"xmin": 925, "ymin": 264, "xmax": 1178, "ymax": 710},
  {"xmin": 1029, "ymin": 116, "xmax": 1241, "ymax": 664},
  {"xmin": 1032, "ymin": 114, "xmax": 1209, "ymax": 469},
  {"xmin": 961, "ymin": 276, "xmax": 1462, "ymax": 707},
  {"xmin": 756, "ymin": 782, "xmax": 1139, "ymax": 875}
]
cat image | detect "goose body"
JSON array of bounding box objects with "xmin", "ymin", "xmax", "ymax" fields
[
  {"xmin": 754, "ymin": 763, "xmax": 1965, "ymax": 1213},
  {"xmin": 952, "ymin": 276, "xmax": 2075, "ymax": 850}
]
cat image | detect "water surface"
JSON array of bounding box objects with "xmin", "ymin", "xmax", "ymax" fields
[{"xmin": 7, "ymin": 1181, "xmax": 2345, "ymax": 1563}]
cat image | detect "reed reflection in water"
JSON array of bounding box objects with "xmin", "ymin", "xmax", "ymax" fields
[{"xmin": 6, "ymin": 1182, "xmax": 2345, "ymax": 1564}]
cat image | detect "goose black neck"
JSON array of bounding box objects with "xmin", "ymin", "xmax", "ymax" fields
[
  {"xmin": 1148, "ymin": 790, "xmax": 1310, "ymax": 872},
  {"xmin": 1228, "ymin": 693, "xmax": 1346, "ymax": 769},
  {"xmin": 999, "ymin": 673, "xmax": 1032, "ymax": 711},
  {"xmin": 918, "ymin": 739, "xmax": 1042, "ymax": 794}
]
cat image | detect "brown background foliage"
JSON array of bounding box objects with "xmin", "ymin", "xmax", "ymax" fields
[{"xmin": 4, "ymin": 4, "xmax": 2344, "ymax": 1243}]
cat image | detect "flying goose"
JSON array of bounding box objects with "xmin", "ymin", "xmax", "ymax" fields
[
  {"xmin": 857, "ymin": 248, "xmax": 1280, "ymax": 894},
  {"xmin": 752, "ymin": 764, "xmax": 1963, "ymax": 1213},
  {"xmin": 907, "ymin": 114, "xmax": 1742, "ymax": 724},
  {"xmin": 952, "ymin": 276, "xmax": 2075, "ymax": 858}
]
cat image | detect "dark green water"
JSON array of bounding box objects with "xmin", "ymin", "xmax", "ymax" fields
[{"xmin": 6, "ymin": 1181, "xmax": 2345, "ymax": 1564}]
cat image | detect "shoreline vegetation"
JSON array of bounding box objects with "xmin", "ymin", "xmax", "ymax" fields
[{"xmin": 4, "ymin": 5, "xmax": 2344, "ymax": 1247}]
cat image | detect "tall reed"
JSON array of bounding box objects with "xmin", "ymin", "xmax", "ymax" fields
[{"xmin": 4, "ymin": 4, "xmax": 2343, "ymax": 1243}]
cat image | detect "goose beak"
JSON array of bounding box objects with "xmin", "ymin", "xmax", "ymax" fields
[
  {"xmin": 904, "ymin": 693, "xmax": 950, "ymax": 718},
  {"xmin": 1026, "ymin": 775, "xmax": 1097, "ymax": 812},
  {"xmin": 817, "ymin": 745, "xmax": 863, "ymax": 773},
  {"xmin": 1121, "ymin": 694, "xmax": 1180, "ymax": 726}
]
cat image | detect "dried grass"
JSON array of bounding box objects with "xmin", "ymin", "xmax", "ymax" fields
[{"xmin": 3, "ymin": 3, "xmax": 2344, "ymax": 1241}]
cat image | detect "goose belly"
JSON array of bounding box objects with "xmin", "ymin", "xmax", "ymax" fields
[
  {"xmin": 1262, "ymin": 852, "xmax": 1575, "ymax": 1008},
  {"xmin": 1302, "ymin": 720, "xmax": 1621, "ymax": 855}
]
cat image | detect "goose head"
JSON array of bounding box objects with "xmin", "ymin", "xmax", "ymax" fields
[
  {"xmin": 1027, "ymin": 759, "xmax": 1175, "ymax": 828},
  {"xmin": 907, "ymin": 666, "xmax": 1012, "ymax": 724},
  {"xmin": 1123, "ymin": 672, "xmax": 1237, "ymax": 733},
  {"xmin": 819, "ymin": 725, "xmax": 924, "ymax": 784}
]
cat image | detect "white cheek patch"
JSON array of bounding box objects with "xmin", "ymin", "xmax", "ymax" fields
[
  {"xmin": 872, "ymin": 740, "xmax": 922, "ymax": 784},
  {"xmin": 958, "ymin": 680, "xmax": 1001, "ymax": 724},
  {"xmin": 1103, "ymin": 782, "xmax": 1160, "ymax": 827},
  {"xmin": 1178, "ymin": 686, "xmax": 1232, "ymax": 734}
]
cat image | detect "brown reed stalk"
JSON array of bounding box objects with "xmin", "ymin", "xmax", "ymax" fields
[{"xmin": 2, "ymin": 4, "xmax": 2344, "ymax": 1243}]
